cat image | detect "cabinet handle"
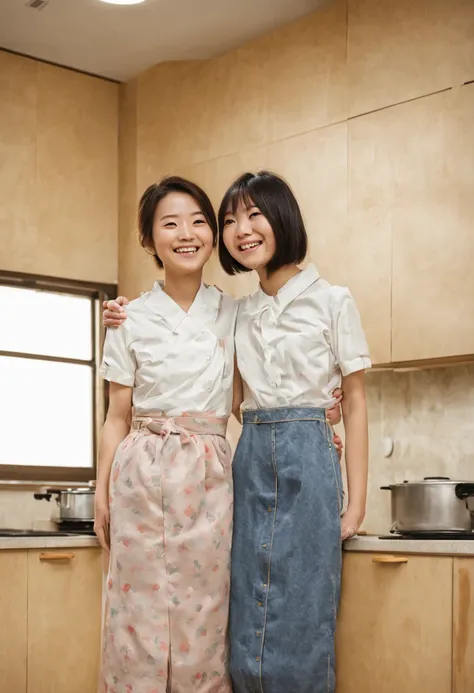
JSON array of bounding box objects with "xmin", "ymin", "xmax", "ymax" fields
[
  {"xmin": 39, "ymin": 552, "xmax": 75, "ymax": 561},
  {"xmin": 372, "ymin": 555, "xmax": 408, "ymax": 564}
]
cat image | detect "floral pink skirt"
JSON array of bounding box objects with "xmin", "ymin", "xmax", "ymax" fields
[{"xmin": 101, "ymin": 414, "xmax": 233, "ymax": 693}]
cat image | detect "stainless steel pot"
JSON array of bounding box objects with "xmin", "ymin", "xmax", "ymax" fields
[
  {"xmin": 381, "ymin": 477, "xmax": 474, "ymax": 534},
  {"xmin": 34, "ymin": 487, "xmax": 95, "ymax": 522}
]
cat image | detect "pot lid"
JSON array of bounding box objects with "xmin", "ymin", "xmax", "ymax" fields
[
  {"xmin": 391, "ymin": 477, "xmax": 474, "ymax": 486},
  {"xmin": 46, "ymin": 487, "xmax": 95, "ymax": 494},
  {"xmin": 66, "ymin": 487, "xmax": 95, "ymax": 494}
]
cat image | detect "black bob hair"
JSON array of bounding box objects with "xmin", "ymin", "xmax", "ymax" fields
[
  {"xmin": 138, "ymin": 176, "xmax": 218, "ymax": 268},
  {"xmin": 218, "ymin": 170, "xmax": 308, "ymax": 276}
]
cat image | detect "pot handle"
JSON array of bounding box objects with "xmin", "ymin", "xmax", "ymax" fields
[
  {"xmin": 424, "ymin": 476, "xmax": 451, "ymax": 481},
  {"xmin": 455, "ymin": 483, "xmax": 474, "ymax": 499},
  {"xmin": 380, "ymin": 486, "xmax": 392, "ymax": 491},
  {"xmin": 33, "ymin": 493, "xmax": 52, "ymax": 502}
]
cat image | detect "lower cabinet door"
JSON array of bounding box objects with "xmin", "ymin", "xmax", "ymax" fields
[
  {"xmin": 27, "ymin": 547, "xmax": 102, "ymax": 693},
  {"xmin": 0, "ymin": 550, "xmax": 28, "ymax": 693},
  {"xmin": 336, "ymin": 552, "xmax": 453, "ymax": 693}
]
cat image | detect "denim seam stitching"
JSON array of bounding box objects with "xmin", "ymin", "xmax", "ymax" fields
[{"xmin": 258, "ymin": 422, "xmax": 278, "ymax": 693}]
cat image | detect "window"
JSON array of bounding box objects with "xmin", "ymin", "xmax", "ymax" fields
[{"xmin": 0, "ymin": 271, "xmax": 116, "ymax": 482}]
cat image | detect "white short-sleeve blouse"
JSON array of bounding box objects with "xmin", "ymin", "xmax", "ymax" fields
[
  {"xmin": 235, "ymin": 264, "xmax": 371, "ymax": 411},
  {"xmin": 100, "ymin": 282, "xmax": 238, "ymax": 417}
]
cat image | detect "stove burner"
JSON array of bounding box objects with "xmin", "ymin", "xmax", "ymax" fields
[{"xmin": 55, "ymin": 520, "xmax": 95, "ymax": 535}]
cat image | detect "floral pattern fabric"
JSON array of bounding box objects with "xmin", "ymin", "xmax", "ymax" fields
[{"xmin": 101, "ymin": 414, "xmax": 233, "ymax": 693}]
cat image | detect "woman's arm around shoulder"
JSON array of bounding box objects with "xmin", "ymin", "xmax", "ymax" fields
[
  {"xmin": 340, "ymin": 370, "xmax": 368, "ymax": 540},
  {"xmin": 94, "ymin": 383, "xmax": 132, "ymax": 551}
]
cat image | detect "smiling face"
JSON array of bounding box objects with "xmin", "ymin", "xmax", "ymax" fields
[
  {"xmin": 222, "ymin": 199, "xmax": 276, "ymax": 272},
  {"xmin": 148, "ymin": 191, "xmax": 214, "ymax": 275},
  {"xmin": 218, "ymin": 171, "xmax": 308, "ymax": 278}
]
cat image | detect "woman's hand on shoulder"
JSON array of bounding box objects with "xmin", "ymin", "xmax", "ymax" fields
[{"xmin": 103, "ymin": 296, "xmax": 130, "ymax": 328}]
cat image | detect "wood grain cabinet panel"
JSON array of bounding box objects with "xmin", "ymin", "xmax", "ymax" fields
[
  {"xmin": 391, "ymin": 86, "xmax": 474, "ymax": 361},
  {"xmin": 27, "ymin": 548, "xmax": 102, "ymax": 693},
  {"xmin": 336, "ymin": 552, "xmax": 453, "ymax": 693},
  {"xmin": 453, "ymin": 558, "xmax": 474, "ymax": 693},
  {"xmin": 348, "ymin": 0, "xmax": 474, "ymax": 117},
  {"xmin": 0, "ymin": 551, "xmax": 28, "ymax": 693}
]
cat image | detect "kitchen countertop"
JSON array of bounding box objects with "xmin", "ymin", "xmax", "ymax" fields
[
  {"xmin": 3, "ymin": 533, "xmax": 473, "ymax": 556},
  {"xmin": 0, "ymin": 534, "xmax": 100, "ymax": 550},
  {"xmin": 344, "ymin": 534, "xmax": 474, "ymax": 556}
]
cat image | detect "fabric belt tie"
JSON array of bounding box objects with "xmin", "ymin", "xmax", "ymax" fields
[{"xmin": 131, "ymin": 411, "xmax": 228, "ymax": 445}]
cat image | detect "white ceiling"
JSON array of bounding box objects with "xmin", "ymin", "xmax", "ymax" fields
[{"xmin": 0, "ymin": 0, "xmax": 328, "ymax": 82}]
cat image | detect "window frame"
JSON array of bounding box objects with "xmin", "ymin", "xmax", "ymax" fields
[{"xmin": 0, "ymin": 269, "xmax": 116, "ymax": 483}]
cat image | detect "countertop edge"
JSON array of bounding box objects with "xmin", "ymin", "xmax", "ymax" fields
[
  {"xmin": 0, "ymin": 535, "xmax": 100, "ymax": 550},
  {"xmin": 344, "ymin": 535, "xmax": 474, "ymax": 556}
]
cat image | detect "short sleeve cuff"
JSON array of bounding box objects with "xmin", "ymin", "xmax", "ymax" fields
[
  {"xmin": 339, "ymin": 356, "xmax": 372, "ymax": 377},
  {"xmin": 99, "ymin": 364, "xmax": 135, "ymax": 387}
]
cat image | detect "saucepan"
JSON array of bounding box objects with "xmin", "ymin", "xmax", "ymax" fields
[
  {"xmin": 34, "ymin": 487, "xmax": 95, "ymax": 523},
  {"xmin": 381, "ymin": 477, "xmax": 474, "ymax": 534}
]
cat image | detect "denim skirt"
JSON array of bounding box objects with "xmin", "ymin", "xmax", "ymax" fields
[{"xmin": 229, "ymin": 407, "xmax": 343, "ymax": 693}]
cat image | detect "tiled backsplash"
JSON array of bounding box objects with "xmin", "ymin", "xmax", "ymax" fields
[
  {"xmin": 362, "ymin": 363, "xmax": 474, "ymax": 533},
  {"xmin": 1, "ymin": 363, "xmax": 473, "ymax": 532},
  {"xmin": 0, "ymin": 490, "xmax": 56, "ymax": 530}
]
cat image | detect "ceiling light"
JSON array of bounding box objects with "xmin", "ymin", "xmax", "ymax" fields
[{"xmin": 99, "ymin": 0, "xmax": 146, "ymax": 5}]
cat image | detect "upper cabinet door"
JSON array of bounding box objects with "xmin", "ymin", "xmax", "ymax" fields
[
  {"xmin": 0, "ymin": 52, "xmax": 38, "ymax": 275},
  {"xmin": 391, "ymin": 85, "xmax": 474, "ymax": 361},
  {"xmin": 347, "ymin": 116, "xmax": 393, "ymax": 365},
  {"xmin": 0, "ymin": 550, "xmax": 28, "ymax": 693},
  {"xmin": 27, "ymin": 548, "xmax": 102, "ymax": 693},
  {"xmin": 36, "ymin": 64, "xmax": 118, "ymax": 284},
  {"xmin": 348, "ymin": 0, "xmax": 474, "ymax": 118}
]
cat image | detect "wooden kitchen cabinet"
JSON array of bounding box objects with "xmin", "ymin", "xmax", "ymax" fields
[
  {"xmin": 347, "ymin": 83, "xmax": 474, "ymax": 364},
  {"xmin": 27, "ymin": 547, "xmax": 102, "ymax": 693},
  {"xmin": 453, "ymin": 558, "xmax": 474, "ymax": 693},
  {"xmin": 0, "ymin": 51, "xmax": 118, "ymax": 284},
  {"xmin": 390, "ymin": 85, "xmax": 474, "ymax": 361},
  {"xmin": 335, "ymin": 552, "xmax": 453, "ymax": 693},
  {"xmin": 0, "ymin": 551, "xmax": 28, "ymax": 693}
]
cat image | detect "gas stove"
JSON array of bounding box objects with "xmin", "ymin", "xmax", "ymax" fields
[{"xmin": 0, "ymin": 521, "xmax": 95, "ymax": 537}]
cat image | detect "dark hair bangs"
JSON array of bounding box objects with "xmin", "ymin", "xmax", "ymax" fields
[{"xmin": 218, "ymin": 170, "xmax": 308, "ymax": 276}]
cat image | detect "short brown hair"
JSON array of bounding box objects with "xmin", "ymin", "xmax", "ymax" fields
[{"xmin": 138, "ymin": 176, "xmax": 218, "ymax": 268}]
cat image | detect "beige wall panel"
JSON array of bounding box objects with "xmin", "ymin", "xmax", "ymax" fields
[
  {"xmin": 391, "ymin": 86, "xmax": 474, "ymax": 360},
  {"xmin": 136, "ymin": 61, "xmax": 196, "ymax": 189},
  {"xmin": 37, "ymin": 63, "xmax": 118, "ymax": 283},
  {"xmin": 137, "ymin": 45, "xmax": 269, "ymax": 184},
  {"xmin": 119, "ymin": 228, "xmax": 159, "ymax": 299},
  {"xmin": 266, "ymin": 0, "xmax": 347, "ymax": 141},
  {"xmin": 347, "ymin": 114, "xmax": 392, "ymax": 364},
  {"xmin": 265, "ymin": 123, "xmax": 389, "ymax": 364},
  {"xmin": 348, "ymin": 0, "xmax": 474, "ymax": 117},
  {"xmin": 178, "ymin": 148, "xmax": 269, "ymax": 297},
  {"xmin": 118, "ymin": 79, "xmax": 157, "ymax": 299},
  {"xmin": 267, "ymin": 125, "xmax": 347, "ymax": 278},
  {"xmin": 0, "ymin": 51, "xmax": 38, "ymax": 273},
  {"xmin": 453, "ymin": 558, "xmax": 474, "ymax": 693}
]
